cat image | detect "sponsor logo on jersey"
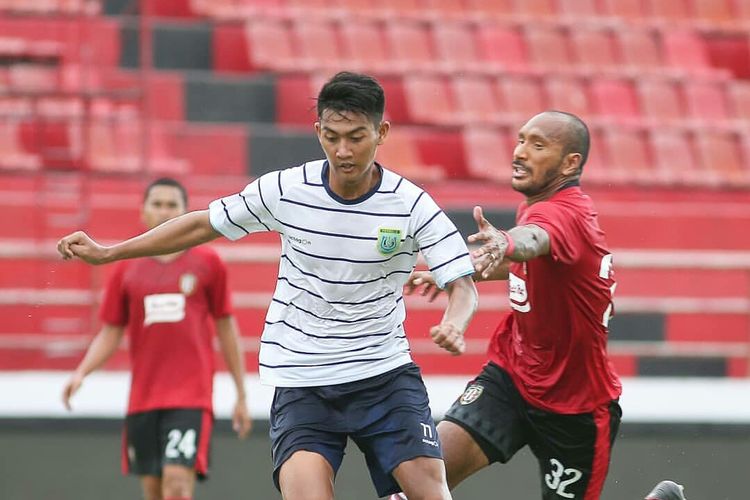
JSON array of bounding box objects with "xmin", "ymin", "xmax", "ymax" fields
[
  {"xmin": 144, "ymin": 293, "xmax": 186, "ymax": 325},
  {"xmin": 509, "ymin": 272, "xmax": 531, "ymax": 313},
  {"xmin": 377, "ymin": 227, "xmax": 402, "ymax": 255},
  {"xmin": 289, "ymin": 235, "xmax": 312, "ymax": 247},
  {"xmin": 459, "ymin": 384, "xmax": 484, "ymax": 405},
  {"xmin": 179, "ymin": 273, "xmax": 197, "ymax": 296}
]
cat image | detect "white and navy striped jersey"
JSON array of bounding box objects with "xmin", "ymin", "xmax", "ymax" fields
[{"xmin": 208, "ymin": 160, "xmax": 474, "ymax": 387}]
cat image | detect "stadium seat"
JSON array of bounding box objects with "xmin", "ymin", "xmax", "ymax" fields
[
  {"xmin": 462, "ymin": 126, "xmax": 513, "ymax": 181},
  {"xmin": 615, "ymin": 28, "xmax": 663, "ymax": 72},
  {"xmin": 285, "ymin": 0, "xmax": 342, "ymax": 19},
  {"xmin": 464, "ymin": 0, "xmax": 514, "ymax": 21},
  {"xmin": 431, "ymin": 22, "xmax": 484, "ymax": 74},
  {"xmin": 601, "ymin": 127, "xmax": 652, "ymax": 184},
  {"xmin": 544, "ymin": 77, "xmax": 591, "ymax": 120},
  {"xmin": 291, "ymin": 21, "xmax": 344, "ymax": 71},
  {"xmin": 475, "ymin": 24, "xmax": 528, "ymax": 72},
  {"xmin": 682, "ymin": 81, "xmax": 730, "ymax": 123},
  {"xmin": 694, "ymin": 130, "xmax": 749, "ymax": 186},
  {"xmin": 339, "ymin": 21, "xmax": 391, "ymax": 73},
  {"xmin": 0, "ymin": 121, "xmax": 41, "ymax": 171},
  {"xmin": 421, "ymin": 0, "xmax": 467, "ymax": 20},
  {"xmin": 524, "ymin": 26, "xmax": 573, "ymax": 72},
  {"xmin": 601, "ymin": 0, "xmax": 648, "ymax": 20},
  {"xmin": 636, "ymin": 79, "xmax": 685, "ymax": 124},
  {"xmin": 690, "ymin": 0, "xmax": 734, "ymax": 24},
  {"xmin": 384, "ymin": 21, "xmax": 435, "ymax": 72},
  {"xmin": 649, "ymin": 129, "xmax": 702, "ymax": 185},
  {"xmin": 245, "ymin": 19, "xmax": 297, "ymax": 71},
  {"xmin": 402, "ymin": 74, "xmax": 454, "ymax": 125},
  {"xmin": 495, "ymin": 75, "xmax": 546, "ymax": 124},
  {"xmin": 647, "ymin": 0, "xmax": 692, "ymax": 24},
  {"xmin": 557, "ymin": 0, "xmax": 600, "ymax": 22},
  {"xmin": 570, "ymin": 27, "xmax": 618, "ymax": 72},
  {"xmin": 451, "ymin": 75, "xmax": 502, "ymax": 125},
  {"xmin": 515, "ymin": 0, "xmax": 556, "ymax": 18},
  {"xmin": 727, "ymin": 81, "xmax": 750, "ymax": 121},
  {"xmin": 588, "ymin": 78, "xmax": 640, "ymax": 121},
  {"xmin": 376, "ymin": 128, "xmax": 446, "ymax": 182},
  {"xmin": 660, "ymin": 30, "xmax": 713, "ymax": 75}
]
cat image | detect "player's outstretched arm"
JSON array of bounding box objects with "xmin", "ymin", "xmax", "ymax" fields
[
  {"xmin": 62, "ymin": 324, "xmax": 125, "ymax": 411},
  {"xmin": 216, "ymin": 316, "xmax": 252, "ymax": 439},
  {"xmin": 429, "ymin": 275, "xmax": 477, "ymax": 355},
  {"xmin": 57, "ymin": 210, "xmax": 220, "ymax": 265},
  {"xmin": 469, "ymin": 205, "xmax": 549, "ymax": 279}
]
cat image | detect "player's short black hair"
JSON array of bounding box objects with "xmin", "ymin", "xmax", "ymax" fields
[
  {"xmin": 144, "ymin": 177, "xmax": 188, "ymax": 207},
  {"xmin": 317, "ymin": 72, "xmax": 385, "ymax": 126},
  {"xmin": 547, "ymin": 110, "xmax": 590, "ymax": 171}
]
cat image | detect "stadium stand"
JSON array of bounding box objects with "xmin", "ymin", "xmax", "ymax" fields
[{"xmin": 1, "ymin": 0, "xmax": 749, "ymax": 381}]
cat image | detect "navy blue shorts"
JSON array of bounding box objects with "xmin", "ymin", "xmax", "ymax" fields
[{"xmin": 270, "ymin": 363, "xmax": 442, "ymax": 498}]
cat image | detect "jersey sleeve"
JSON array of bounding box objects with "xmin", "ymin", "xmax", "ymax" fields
[
  {"xmin": 208, "ymin": 173, "xmax": 280, "ymax": 241},
  {"xmin": 206, "ymin": 251, "xmax": 233, "ymax": 319},
  {"xmin": 411, "ymin": 191, "xmax": 474, "ymax": 289},
  {"xmin": 98, "ymin": 262, "xmax": 129, "ymax": 326},
  {"xmin": 522, "ymin": 201, "xmax": 582, "ymax": 265}
]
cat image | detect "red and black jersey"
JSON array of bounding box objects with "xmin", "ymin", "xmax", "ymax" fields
[
  {"xmin": 488, "ymin": 186, "xmax": 622, "ymax": 414},
  {"xmin": 100, "ymin": 246, "xmax": 232, "ymax": 414}
]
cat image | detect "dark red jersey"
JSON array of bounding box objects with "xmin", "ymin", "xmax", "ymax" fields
[
  {"xmin": 488, "ymin": 186, "xmax": 622, "ymax": 413},
  {"xmin": 100, "ymin": 246, "xmax": 232, "ymax": 414}
]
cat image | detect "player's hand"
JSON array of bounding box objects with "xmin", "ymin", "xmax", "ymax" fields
[
  {"xmin": 232, "ymin": 399, "xmax": 252, "ymax": 439},
  {"xmin": 57, "ymin": 231, "xmax": 111, "ymax": 265},
  {"xmin": 404, "ymin": 271, "xmax": 443, "ymax": 302},
  {"xmin": 62, "ymin": 372, "xmax": 84, "ymax": 411},
  {"xmin": 430, "ymin": 322, "xmax": 465, "ymax": 355},
  {"xmin": 467, "ymin": 206, "xmax": 508, "ymax": 279}
]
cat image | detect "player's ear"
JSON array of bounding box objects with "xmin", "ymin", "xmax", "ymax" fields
[
  {"xmin": 377, "ymin": 121, "xmax": 390, "ymax": 145},
  {"xmin": 562, "ymin": 152, "xmax": 582, "ymax": 177}
]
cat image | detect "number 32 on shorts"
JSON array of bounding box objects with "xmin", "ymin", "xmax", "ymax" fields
[{"xmin": 544, "ymin": 458, "xmax": 583, "ymax": 499}]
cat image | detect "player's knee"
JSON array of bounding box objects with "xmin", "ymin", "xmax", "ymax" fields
[{"xmin": 161, "ymin": 471, "xmax": 193, "ymax": 499}]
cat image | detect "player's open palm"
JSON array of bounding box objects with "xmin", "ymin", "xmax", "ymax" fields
[
  {"xmin": 404, "ymin": 271, "xmax": 443, "ymax": 302},
  {"xmin": 468, "ymin": 205, "xmax": 507, "ymax": 279},
  {"xmin": 57, "ymin": 231, "xmax": 109, "ymax": 265},
  {"xmin": 62, "ymin": 373, "xmax": 84, "ymax": 411},
  {"xmin": 430, "ymin": 322, "xmax": 465, "ymax": 356}
]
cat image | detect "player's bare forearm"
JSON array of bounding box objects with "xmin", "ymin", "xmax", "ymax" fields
[
  {"xmin": 442, "ymin": 275, "xmax": 478, "ymax": 334},
  {"xmin": 506, "ymin": 224, "xmax": 550, "ymax": 261},
  {"xmin": 74, "ymin": 324, "xmax": 125, "ymax": 377},
  {"xmin": 216, "ymin": 316, "xmax": 247, "ymax": 400},
  {"xmin": 58, "ymin": 210, "xmax": 221, "ymax": 265}
]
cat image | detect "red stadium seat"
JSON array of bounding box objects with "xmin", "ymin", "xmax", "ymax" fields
[
  {"xmin": 735, "ymin": 0, "xmax": 750, "ymax": 19},
  {"xmin": 558, "ymin": 0, "xmax": 600, "ymax": 20},
  {"xmin": 475, "ymin": 24, "xmax": 528, "ymax": 71},
  {"xmin": 588, "ymin": 78, "xmax": 640, "ymax": 121},
  {"xmin": 690, "ymin": 0, "xmax": 734, "ymax": 24},
  {"xmin": 0, "ymin": 121, "xmax": 41, "ymax": 171},
  {"xmin": 245, "ymin": 19, "xmax": 297, "ymax": 71},
  {"xmin": 451, "ymin": 75, "xmax": 502, "ymax": 125},
  {"xmin": 464, "ymin": 0, "xmax": 514, "ymax": 20},
  {"xmin": 421, "ymin": 0, "xmax": 467, "ymax": 20},
  {"xmin": 601, "ymin": 0, "xmax": 648, "ymax": 20},
  {"xmin": 694, "ymin": 130, "xmax": 749, "ymax": 186},
  {"xmin": 727, "ymin": 81, "xmax": 750, "ymax": 121},
  {"xmin": 431, "ymin": 22, "xmax": 483, "ymax": 74},
  {"xmin": 339, "ymin": 21, "xmax": 390, "ymax": 73},
  {"xmin": 569, "ymin": 27, "xmax": 618, "ymax": 72},
  {"xmin": 384, "ymin": 21, "xmax": 435, "ymax": 72},
  {"xmin": 402, "ymin": 74, "xmax": 454, "ymax": 125},
  {"xmin": 285, "ymin": 0, "xmax": 342, "ymax": 19},
  {"xmin": 647, "ymin": 0, "xmax": 692, "ymax": 23},
  {"xmin": 682, "ymin": 81, "xmax": 730, "ymax": 123},
  {"xmin": 495, "ymin": 75, "xmax": 546, "ymax": 124},
  {"xmin": 515, "ymin": 0, "xmax": 556, "ymax": 17},
  {"xmin": 615, "ymin": 28, "xmax": 663, "ymax": 72},
  {"xmin": 636, "ymin": 79, "xmax": 684, "ymax": 124},
  {"xmin": 524, "ymin": 26, "xmax": 573, "ymax": 71},
  {"xmin": 291, "ymin": 21, "xmax": 344, "ymax": 71},
  {"xmin": 544, "ymin": 77, "xmax": 591, "ymax": 120},
  {"xmin": 462, "ymin": 127, "xmax": 513, "ymax": 181},
  {"xmin": 601, "ymin": 127, "xmax": 652, "ymax": 184},
  {"xmin": 660, "ymin": 30, "xmax": 712, "ymax": 74},
  {"xmin": 376, "ymin": 129, "xmax": 446, "ymax": 182},
  {"xmin": 649, "ymin": 129, "xmax": 701, "ymax": 186}
]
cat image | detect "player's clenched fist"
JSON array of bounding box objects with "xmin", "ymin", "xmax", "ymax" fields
[
  {"xmin": 430, "ymin": 322, "xmax": 465, "ymax": 355},
  {"xmin": 57, "ymin": 231, "xmax": 110, "ymax": 265}
]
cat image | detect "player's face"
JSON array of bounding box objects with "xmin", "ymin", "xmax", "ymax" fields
[
  {"xmin": 315, "ymin": 109, "xmax": 389, "ymax": 196},
  {"xmin": 511, "ymin": 115, "xmax": 571, "ymax": 197},
  {"xmin": 142, "ymin": 185, "xmax": 186, "ymax": 229}
]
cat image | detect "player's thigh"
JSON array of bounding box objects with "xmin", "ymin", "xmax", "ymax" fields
[
  {"xmin": 124, "ymin": 410, "xmax": 162, "ymax": 477},
  {"xmin": 156, "ymin": 408, "xmax": 211, "ymax": 477},
  {"xmin": 441, "ymin": 362, "xmax": 528, "ymax": 476},
  {"xmin": 139, "ymin": 475, "xmax": 161, "ymax": 500},
  {"xmin": 391, "ymin": 456, "xmax": 450, "ymax": 500},
  {"xmin": 528, "ymin": 400, "xmax": 622, "ymax": 500},
  {"xmin": 278, "ymin": 450, "xmax": 336, "ymax": 500},
  {"xmin": 161, "ymin": 463, "xmax": 196, "ymax": 497},
  {"xmin": 269, "ymin": 386, "xmax": 348, "ymax": 495}
]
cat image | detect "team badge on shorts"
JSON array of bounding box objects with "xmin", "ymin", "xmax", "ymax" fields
[
  {"xmin": 377, "ymin": 228, "xmax": 402, "ymax": 255},
  {"xmin": 459, "ymin": 384, "xmax": 484, "ymax": 405},
  {"xmin": 179, "ymin": 273, "xmax": 197, "ymax": 296}
]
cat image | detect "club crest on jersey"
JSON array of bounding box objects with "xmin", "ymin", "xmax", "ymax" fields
[
  {"xmin": 377, "ymin": 228, "xmax": 402, "ymax": 255},
  {"xmin": 459, "ymin": 384, "xmax": 484, "ymax": 405},
  {"xmin": 179, "ymin": 273, "xmax": 197, "ymax": 296}
]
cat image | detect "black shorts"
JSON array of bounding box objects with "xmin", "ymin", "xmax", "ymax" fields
[
  {"xmin": 444, "ymin": 363, "xmax": 621, "ymax": 500},
  {"xmin": 270, "ymin": 363, "xmax": 442, "ymax": 498},
  {"xmin": 122, "ymin": 408, "xmax": 213, "ymax": 480}
]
